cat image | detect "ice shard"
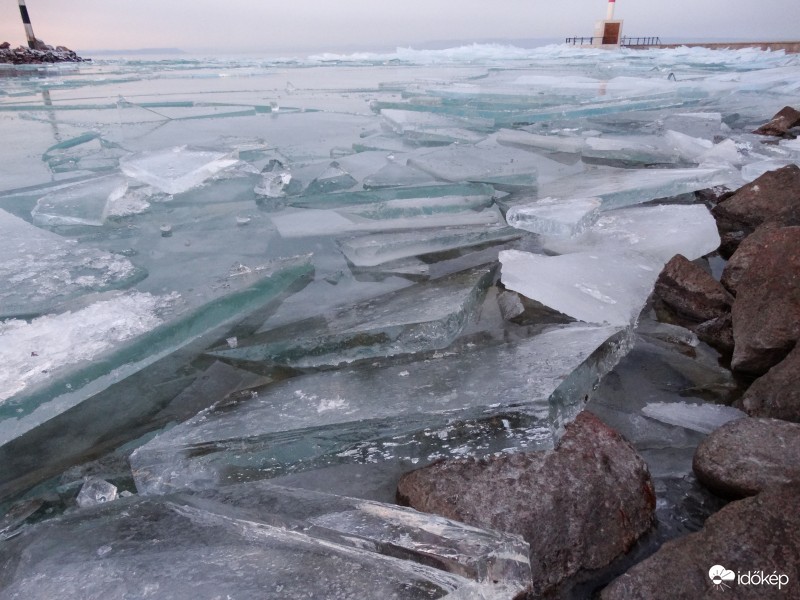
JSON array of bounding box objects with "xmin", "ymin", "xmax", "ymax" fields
[
  {"xmin": 641, "ymin": 401, "xmax": 746, "ymax": 434},
  {"xmin": 0, "ymin": 496, "xmax": 502, "ymax": 599},
  {"xmin": 286, "ymin": 182, "xmax": 495, "ymax": 210},
  {"xmin": 130, "ymin": 322, "xmax": 630, "ymax": 494},
  {"xmin": 506, "ymin": 197, "xmax": 601, "ymax": 237},
  {"xmin": 338, "ymin": 225, "xmax": 520, "ymax": 267},
  {"xmin": 207, "ymin": 265, "xmax": 495, "ymax": 368},
  {"xmin": 31, "ymin": 175, "xmax": 128, "ymax": 227},
  {"xmin": 0, "ymin": 208, "xmax": 145, "ymax": 319},
  {"xmin": 0, "ymin": 255, "xmax": 313, "ymax": 501},
  {"xmin": 120, "ymin": 146, "xmax": 240, "ymax": 194}
]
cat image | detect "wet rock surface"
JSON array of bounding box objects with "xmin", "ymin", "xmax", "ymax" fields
[
  {"xmin": 730, "ymin": 225, "xmax": 800, "ymax": 375},
  {"xmin": 397, "ymin": 411, "xmax": 656, "ymax": 597},
  {"xmin": 654, "ymin": 254, "xmax": 733, "ymax": 322},
  {"xmin": 711, "ymin": 165, "xmax": 800, "ymax": 257},
  {"xmin": 736, "ymin": 344, "xmax": 800, "ymax": 422},
  {"xmin": 600, "ymin": 484, "xmax": 800, "ymax": 599},
  {"xmin": 693, "ymin": 417, "xmax": 800, "ymax": 499}
]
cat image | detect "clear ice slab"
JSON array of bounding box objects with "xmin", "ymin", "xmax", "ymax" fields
[
  {"xmin": 31, "ymin": 175, "xmax": 128, "ymax": 227},
  {"xmin": 120, "ymin": 146, "xmax": 240, "ymax": 194},
  {"xmin": 338, "ymin": 225, "xmax": 519, "ymax": 267},
  {"xmin": 0, "ymin": 208, "xmax": 145, "ymax": 319},
  {"xmin": 506, "ymin": 197, "xmax": 601, "ymax": 237},
  {"xmin": 179, "ymin": 480, "xmax": 531, "ymax": 588},
  {"xmin": 207, "ymin": 265, "xmax": 496, "ymax": 369},
  {"xmin": 130, "ymin": 322, "xmax": 630, "ymax": 495},
  {"xmin": 0, "ymin": 496, "xmax": 502, "ymax": 599},
  {"xmin": 0, "ymin": 255, "xmax": 313, "ymax": 501},
  {"xmin": 641, "ymin": 401, "xmax": 746, "ymax": 434}
]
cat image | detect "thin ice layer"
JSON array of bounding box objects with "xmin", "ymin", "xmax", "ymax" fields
[
  {"xmin": 130, "ymin": 323, "xmax": 629, "ymax": 494},
  {"xmin": 338, "ymin": 225, "xmax": 519, "ymax": 267},
  {"xmin": 180, "ymin": 480, "xmax": 531, "ymax": 588},
  {"xmin": 0, "ymin": 497, "xmax": 496, "ymax": 600},
  {"xmin": 506, "ymin": 197, "xmax": 601, "ymax": 237},
  {"xmin": 271, "ymin": 205, "xmax": 505, "ymax": 237},
  {"xmin": 120, "ymin": 146, "xmax": 239, "ymax": 194},
  {"xmin": 209, "ymin": 265, "xmax": 495, "ymax": 368},
  {"xmin": 641, "ymin": 401, "xmax": 746, "ymax": 434},
  {"xmin": 500, "ymin": 249, "xmax": 660, "ymax": 326},
  {"xmin": 0, "ymin": 208, "xmax": 144, "ymax": 319},
  {"xmin": 539, "ymin": 166, "xmax": 740, "ymax": 210}
]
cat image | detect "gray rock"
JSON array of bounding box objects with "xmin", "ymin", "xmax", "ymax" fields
[
  {"xmin": 693, "ymin": 418, "xmax": 800, "ymax": 499},
  {"xmin": 736, "ymin": 344, "xmax": 800, "ymax": 423},
  {"xmin": 600, "ymin": 484, "xmax": 800, "ymax": 599},
  {"xmin": 397, "ymin": 411, "xmax": 656, "ymax": 597},
  {"xmin": 654, "ymin": 254, "xmax": 733, "ymax": 322},
  {"xmin": 712, "ymin": 165, "xmax": 800, "ymax": 257},
  {"xmin": 695, "ymin": 314, "xmax": 734, "ymax": 355},
  {"xmin": 753, "ymin": 105, "xmax": 800, "ymax": 137},
  {"xmin": 730, "ymin": 226, "xmax": 800, "ymax": 375}
]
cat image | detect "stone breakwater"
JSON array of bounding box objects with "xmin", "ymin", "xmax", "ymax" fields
[{"xmin": 0, "ymin": 41, "xmax": 86, "ymax": 64}]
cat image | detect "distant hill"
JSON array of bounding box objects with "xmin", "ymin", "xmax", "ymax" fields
[{"xmin": 78, "ymin": 47, "xmax": 186, "ymax": 56}]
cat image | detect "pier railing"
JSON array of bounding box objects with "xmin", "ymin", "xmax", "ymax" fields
[
  {"xmin": 565, "ymin": 36, "xmax": 662, "ymax": 47},
  {"xmin": 565, "ymin": 37, "xmax": 597, "ymax": 45}
]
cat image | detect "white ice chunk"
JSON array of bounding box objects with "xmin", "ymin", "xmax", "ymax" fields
[
  {"xmin": 740, "ymin": 159, "xmax": 798, "ymax": 182},
  {"xmin": 120, "ymin": 146, "xmax": 239, "ymax": 194},
  {"xmin": 75, "ymin": 477, "xmax": 118, "ymax": 508},
  {"xmin": 499, "ymin": 249, "xmax": 659, "ymax": 326},
  {"xmin": 31, "ymin": 176, "xmax": 127, "ymax": 227},
  {"xmin": 506, "ymin": 197, "xmax": 601, "ymax": 237},
  {"xmin": 641, "ymin": 401, "xmax": 746, "ymax": 434},
  {"xmin": 497, "ymin": 130, "xmax": 585, "ymax": 154}
]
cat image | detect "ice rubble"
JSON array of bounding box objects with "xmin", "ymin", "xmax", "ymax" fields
[{"xmin": 207, "ymin": 265, "xmax": 495, "ymax": 368}]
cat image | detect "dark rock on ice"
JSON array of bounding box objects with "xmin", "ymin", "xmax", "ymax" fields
[
  {"xmin": 695, "ymin": 314, "xmax": 735, "ymax": 356},
  {"xmin": 736, "ymin": 344, "xmax": 800, "ymax": 423},
  {"xmin": 693, "ymin": 417, "xmax": 800, "ymax": 499},
  {"xmin": 397, "ymin": 411, "xmax": 656, "ymax": 597},
  {"xmin": 600, "ymin": 484, "xmax": 800, "ymax": 599},
  {"xmin": 730, "ymin": 226, "xmax": 800, "ymax": 375},
  {"xmin": 753, "ymin": 105, "xmax": 800, "ymax": 138},
  {"xmin": 721, "ymin": 225, "xmax": 799, "ymax": 295},
  {"xmin": 653, "ymin": 254, "xmax": 733, "ymax": 322},
  {"xmin": 711, "ymin": 165, "xmax": 800, "ymax": 257},
  {"xmin": 0, "ymin": 42, "xmax": 9, "ymax": 50}
]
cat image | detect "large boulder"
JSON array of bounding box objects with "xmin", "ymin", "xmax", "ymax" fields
[
  {"xmin": 711, "ymin": 165, "xmax": 800, "ymax": 257},
  {"xmin": 720, "ymin": 225, "xmax": 799, "ymax": 295},
  {"xmin": 653, "ymin": 254, "xmax": 733, "ymax": 322},
  {"xmin": 753, "ymin": 106, "xmax": 800, "ymax": 137},
  {"xmin": 730, "ymin": 226, "xmax": 800, "ymax": 375},
  {"xmin": 693, "ymin": 417, "xmax": 800, "ymax": 498},
  {"xmin": 736, "ymin": 344, "xmax": 800, "ymax": 422},
  {"xmin": 600, "ymin": 484, "xmax": 800, "ymax": 599},
  {"xmin": 397, "ymin": 411, "xmax": 656, "ymax": 597}
]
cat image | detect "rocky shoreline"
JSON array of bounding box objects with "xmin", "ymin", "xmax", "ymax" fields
[
  {"xmin": 0, "ymin": 41, "xmax": 86, "ymax": 64},
  {"xmin": 398, "ymin": 106, "xmax": 800, "ymax": 598}
]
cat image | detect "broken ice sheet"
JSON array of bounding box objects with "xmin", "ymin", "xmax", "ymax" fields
[
  {"xmin": 0, "ymin": 208, "xmax": 145, "ymax": 319},
  {"xmin": 338, "ymin": 224, "xmax": 519, "ymax": 267},
  {"xmin": 641, "ymin": 402, "xmax": 746, "ymax": 434},
  {"xmin": 207, "ymin": 265, "xmax": 495, "ymax": 368},
  {"xmin": 180, "ymin": 481, "xmax": 531, "ymax": 588},
  {"xmin": 506, "ymin": 197, "xmax": 601, "ymax": 237},
  {"xmin": 131, "ymin": 323, "xmax": 629, "ymax": 494},
  {"xmin": 120, "ymin": 146, "xmax": 240, "ymax": 194},
  {"xmin": 0, "ymin": 255, "xmax": 313, "ymax": 501},
  {"xmin": 540, "ymin": 203, "xmax": 721, "ymax": 263},
  {"xmin": 0, "ymin": 497, "xmax": 496, "ymax": 600},
  {"xmin": 538, "ymin": 165, "xmax": 740, "ymax": 210},
  {"xmin": 31, "ymin": 175, "xmax": 128, "ymax": 227}
]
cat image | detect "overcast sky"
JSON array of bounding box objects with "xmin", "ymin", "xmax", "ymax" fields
[{"xmin": 1, "ymin": 0, "xmax": 799, "ymax": 54}]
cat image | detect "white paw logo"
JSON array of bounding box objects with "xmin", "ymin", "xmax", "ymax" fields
[{"xmin": 709, "ymin": 565, "xmax": 735, "ymax": 591}]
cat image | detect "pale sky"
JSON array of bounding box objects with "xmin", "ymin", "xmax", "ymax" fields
[{"xmin": 1, "ymin": 0, "xmax": 799, "ymax": 54}]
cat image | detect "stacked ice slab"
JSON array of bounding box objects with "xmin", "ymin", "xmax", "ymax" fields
[{"xmin": 0, "ymin": 482, "xmax": 531, "ymax": 598}]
